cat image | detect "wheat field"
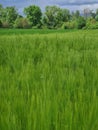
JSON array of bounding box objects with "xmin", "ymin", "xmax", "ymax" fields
[{"xmin": 0, "ymin": 30, "xmax": 98, "ymax": 130}]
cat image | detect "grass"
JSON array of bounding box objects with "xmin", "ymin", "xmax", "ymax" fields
[
  {"xmin": 0, "ymin": 29, "xmax": 98, "ymax": 130},
  {"xmin": 0, "ymin": 28, "xmax": 77, "ymax": 35}
]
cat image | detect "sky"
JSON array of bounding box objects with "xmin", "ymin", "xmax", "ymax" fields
[{"xmin": 0, "ymin": 0, "xmax": 98, "ymax": 14}]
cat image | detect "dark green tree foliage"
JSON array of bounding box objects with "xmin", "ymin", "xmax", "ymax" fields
[
  {"xmin": 0, "ymin": 20, "xmax": 2, "ymax": 27},
  {"xmin": 75, "ymin": 10, "xmax": 80, "ymax": 18},
  {"xmin": 44, "ymin": 6, "xmax": 62, "ymax": 28},
  {"xmin": 0, "ymin": 4, "xmax": 2, "ymax": 27},
  {"xmin": 43, "ymin": 6, "xmax": 70, "ymax": 28},
  {"xmin": 0, "ymin": 4, "xmax": 4, "ymax": 21},
  {"xmin": 5, "ymin": 6, "xmax": 18, "ymax": 26},
  {"xmin": 0, "ymin": 5, "xmax": 18, "ymax": 27},
  {"xmin": 71, "ymin": 10, "xmax": 80, "ymax": 20},
  {"xmin": 90, "ymin": 10, "xmax": 96, "ymax": 19},
  {"xmin": 0, "ymin": 4, "xmax": 3, "ymax": 17},
  {"xmin": 96, "ymin": 9, "xmax": 98, "ymax": 15},
  {"xmin": 24, "ymin": 5, "xmax": 42, "ymax": 26},
  {"xmin": 61, "ymin": 9, "xmax": 70, "ymax": 22},
  {"xmin": 1, "ymin": 3, "xmax": 98, "ymax": 29},
  {"xmin": 95, "ymin": 15, "xmax": 98, "ymax": 21},
  {"xmin": 95, "ymin": 9, "xmax": 98, "ymax": 21}
]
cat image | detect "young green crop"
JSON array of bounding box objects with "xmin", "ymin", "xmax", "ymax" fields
[{"xmin": 0, "ymin": 30, "xmax": 98, "ymax": 130}]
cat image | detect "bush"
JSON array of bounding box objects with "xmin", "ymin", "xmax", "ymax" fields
[
  {"xmin": 2, "ymin": 21, "xmax": 10, "ymax": 28},
  {"xmin": 62, "ymin": 17, "xmax": 86, "ymax": 30},
  {"xmin": 86, "ymin": 18, "xmax": 98, "ymax": 29},
  {"xmin": 62, "ymin": 21, "xmax": 77, "ymax": 29},
  {"xmin": 36, "ymin": 22, "xmax": 42, "ymax": 29},
  {"xmin": 14, "ymin": 17, "xmax": 31, "ymax": 28},
  {"xmin": 77, "ymin": 17, "xmax": 86, "ymax": 29},
  {"xmin": 0, "ymin": 20, "xmax": 2, "ymax": 27},
  {"xmin": 55, "ymin": 22, "xmax": 63, "ymax": 29},
  {"xmin": 88, "ymin": 23, "xmax": 98, "ymax": 29},
  {"xmin": 95, "ymin": 15, "xmax": 98, "ymax": 21},
  {"xmin": 32, "ymin": 23, "xmax": 42, "ymax": 29}
]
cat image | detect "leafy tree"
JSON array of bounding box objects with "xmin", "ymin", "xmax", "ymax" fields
[
  {"xmin": 0, "ymin": 20, "xmax": 2, "ymax": 27},
  {"xmin": 75, "ymin": 10, "xmax": 80, "ymax": 18},
  {"xmin": 95, "ymin": 15, "xmax": 98, "ymax": 21},
  {"xmin": 0, "ymin": 4, "xmax": 4, "ymax": 21},
  {"xmin": 71, "ymin": 10, "xmax": 80, "ymax": 21},
  {"xmin": 43, "ymin": 6, "xmax": 61, "ymax": 28},
  {"xmin": 4, "ymin": 6, "xmax": 18, "ymax": 26},
  {"xmin": 43, "ymin": 6, "xmax": 70, "ymax": 28},
  {"xmin": 0, "ymin": 5, "xmax": 18, "ymax": 27},
  {"xmin": 0, "ymin": 4, "xmax": 2, "ymax": 8},
  {"xmin": 90, "ymin": 10, "xmax": 96, "ymax": 19},
  {"xmin": 61, "ymin": 8, "xmax": 70, "ymax": 22},
  {"xmin": 96, "ymin": 9, "xmax": 98, "ymax": 15},
  {"xmin": 24, "ymin": 5, "xmax": 42, "ymax": 26},
  {"xmin": 0, "ymin": 4, "xmax": 3, "ymax": 16},
  {"xmin": 0, "ymin": 4, "xmax": 3, "ymax": 27},
  {"xmin": 95, "ymin": 9, "xmax": 98, "ymax": 21}
]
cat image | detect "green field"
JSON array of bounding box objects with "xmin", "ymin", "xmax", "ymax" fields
[{"xmin": 0, "ymin": 29, "xmax": 98, "ymax": 130}]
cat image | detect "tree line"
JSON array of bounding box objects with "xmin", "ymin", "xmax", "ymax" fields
[{"xmin": 0, "ymin": 4, "xmax": 98, "ymax": 29}]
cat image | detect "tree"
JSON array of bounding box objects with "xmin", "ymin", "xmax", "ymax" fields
[
  {"xmin": 24, "ymin": 5, "xmax": 42, "ymax": 26},
  {"xmin": 44, "ymin": 6, "xmax": 61, "ymax": 28},
  {"xmin": 0, "ymin": 6, "xmax": 18, "ymax": 27},
  {"xmin": 61, "ymin": 8, "xmax": 70, "ymax": 22},
  {"xmin": 0, "ymin": 4, "xmax": 4, "ymax": 21},
  {"xmin": 43, "ymin": 6, "xmax": 61, "ymax": 28},
  {"xmin": 43, "ymin": 6, "xmax": 70, "ymax": 28},
  {"xmin": 96, "ymin": 9, "xmax": 98, "ymax": 15},
  {"xmin": 0, "ymin": 5, "xmax": 2, "ymax": 27},
  {"xmin": 0, "ymin": 4, "xmax": 3, "ymax": 17},
  {"xmin": 75, "ymin": 10, "xmax": 80, "ymax": 18},
  {"xmin": 71, "ymin": 10, "xmax": 80, "ymax": 20},
  {"xmin": 4, "ymin": 6, "xmax": 18, "ymax": 26},
  {"xmin": 90, "ymin": 10, "xmax": 96, "ymax": 19},
  {"xmin": 95, "ymin": 9, "xmax": 98, "ymax": 21},
  {"xmin": 0, "ymin": 20, "xmax": 2, "ymax": 27},
  {"xmin": 95, "ymin": 15, "xmax": 98, "ymax": 21}
]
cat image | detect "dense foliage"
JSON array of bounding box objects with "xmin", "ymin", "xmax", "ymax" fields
[
  {"xmin": 0, "ymin": 4, "xmax": 98, "ymax": 29},
  {"xmin": 24, "ymin": 5, "xmax": 42, "ymax": 26}
]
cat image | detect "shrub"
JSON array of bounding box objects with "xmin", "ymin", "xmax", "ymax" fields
[
  {"xmin": 0, "ymin": 20, "xmax": 2, "ymax": 27},
  {"xmin": 95, "ymin": 15, "xmax": 98, "ymax": 21},
  {"xmin": 86, "ymin": 18, "xmax": 98, "ymax": 29},
  {"xmin": 62, "ymin": 21, "xmax": 77, "ymax": 29},
  {"xmin": 88, "ymin": 23, "xmax": 98, "ymax": 29},
  {"xmin": 77, "ymin": 17, "xmax": 86, "ymax": 29},
  {"xmin": 2, "ymin": 21, "xmax": 10, "ymax": 28},
  {"xmin": 36, "ymin": 22, "xmax": 42, "ymax": 29},
  {"xmin": 14, "ymin": 17, "xmax": 31, "ymax": 28}
]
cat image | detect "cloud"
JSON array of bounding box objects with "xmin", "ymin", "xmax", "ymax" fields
[
  {"xmin": 0, "ymin": 0, "xmax": 98, "ymax": 14},
  {"xmin": 52, "ymin": 0, "xmax": 98, "ymax": 6},
  {"xmin": 1, "ymin": 0, "xmax": 98, "ymax": 7}
]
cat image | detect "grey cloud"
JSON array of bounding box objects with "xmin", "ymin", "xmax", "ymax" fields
[
  {"xmin": 0, "ymin": 0, "xmax": 98, "ymax": 14},
  {"xmin": 52, "ymin": 0, "xmax": 98, "ymax": 6}
]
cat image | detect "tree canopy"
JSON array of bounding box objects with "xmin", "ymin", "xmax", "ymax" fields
[
  {"xmin": 0, "ymin": 4, "xmax": 98, "ymax": 29},
  {"xmin": 24, "ymin": 5, "xmax": 42, "ymax": 26}
]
